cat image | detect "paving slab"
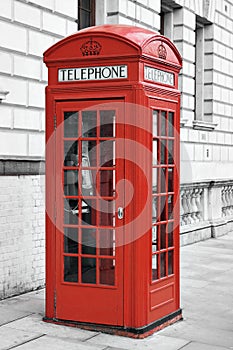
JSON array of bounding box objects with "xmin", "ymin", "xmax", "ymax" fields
[
  {"xmin": 13, "ymin": 334, "xmax": 106, "ymax": 350},
  {"xmin": 0, "ymin": 306, "xmax": 32, "ymax": 326},
  {"xmin": 182, "ymin": 244, "xmax": 233, "ymax": 257},
  {"xmin": 86, "ymin": 332, "xmax": 189, "ymax": 350},
  {"xmin": 0, "ymin": 232, "xmax": 233, "ymax": 350},
  {"xmin": 160, "ymin": 320, "xmax": 233, "ymax": 348},
  {"xmin": 0, "ymin": 292, "xmax": 44, "ymax": 315},
  {"xmin": 105, "ymin": 347, "xmax": 128, "ymax": 350},
  {"xmin": 181, "ymin": 341, "xmax": 230, "ymax": 350},
  {"xmin": 0, "ymin": 326, "xmax": 43, "ymax": 350},
  {"xmin": 180, "ymin": 277, "xmax": 210, "ymax": 289},
  {"xmin": 181, "ymin": 307, "xmax": 233, "ymax": 332},
  {"xmin": 4, "ymin": 313, "xmax": 99, "ymax": 342}
]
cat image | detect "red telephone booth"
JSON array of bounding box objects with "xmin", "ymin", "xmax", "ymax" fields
[{"xmin": 43, "ymin": 24, "xmax": 182, "ymax": 338}]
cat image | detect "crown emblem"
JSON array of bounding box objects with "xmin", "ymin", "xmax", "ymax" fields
[
  {"xmin": 158, "ymin": 42, "xmax": 167, "ymax": 59},
  {"xmin": 80, "ymin": 38, "xmax": 102, "ymax": 56}
]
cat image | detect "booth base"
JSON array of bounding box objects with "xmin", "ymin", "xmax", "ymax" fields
[{"xmin": 43, "ymin": 309, "xmax": 182, "ymax": 339}]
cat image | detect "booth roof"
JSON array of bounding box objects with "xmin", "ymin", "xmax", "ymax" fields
[
  {"xmin": 76, "ymin": 24, "xmax": 160, "ymax": 47},
  {"xmin": 43, "ymin": 24, "xmax": 182, "ymax": 68}
]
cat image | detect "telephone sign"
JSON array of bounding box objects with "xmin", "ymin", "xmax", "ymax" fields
[
  {"xmin": 144, "ymin": 66, "xmax": 174, "ymax": 86},
  {"xmin": 44, "ymin": 24, "xmax": 182, "ymax": 338},
  {"xmin": 58, "ymin": 65, "xmax": 128, "ymax": 82}
]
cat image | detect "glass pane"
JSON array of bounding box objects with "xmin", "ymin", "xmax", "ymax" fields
[
  {"xmin": 64, "ymin": 199, "xmax": 78, "ymax": 225},
  {"xmin": 99, "ymin": 200, "xmax": 114, "ymax": 226},
  {"xmin": 160, "ymin": 224, "xmax": 166, "ymax": 249},
  {"xmin": 64, "ymin": 228, "xmax": 78, "ymax": 253},
  {"xmin": 82, "ymin": 140, "xmax": 96, "ymax": 167},
  {"xmin": 153, "ymin": 110, "xmax": 158, "ymax": 136},
  {"xmin": 161, "ymin": 111, "xmax": 166, "ymax": 136},
  {"xmin": 168, "ymin": 112, "xmax": 174, "ymax": 137},
  {"xmin": 81, "ymin": 169, "xmax": 94, "ymax": 196},
  {"xmin": 160, "ymin": 140, "xmax": 166, "ymax": 165},
  {"xmin": 64, "ymin": 141, "xmax": 78, "ymax": 166},
  {"xmin": 64, "ymin": 256, "xmax": 78, "ymax": 282},
  {"xmin": 99, "ymin": 259, "xmax": 115, "ymax": 285},
  {"xmin": 168, "ymin": 140, "xmax": 174, "ymax": 164},
  {"xmin": 81, "ymin": 0, "xmax": 91, "ymax": 10},
  {"xmin": 100, "ymin": 170, "xmax": 114, "ymax": 197},
  {"xmin": 64, "ymin": 111, "xmax": 78, "ymax": 138},
  {"xmin": 100, "ymin": 110, "xmax": 115, "ymax": 137},
  {"xmin": 82, "ymin": 111, "xmax": 97, "ymax": 137},
  {"xmin": 160, "ymin": 196, "xmax": 167, "ymax": 221},
  {"xmin": 80, "ymin": 9, "xmax": 91, "ymax": 30},
  {"xmin": 168, "ymin": 168, "xmax": 174, "ymax": 192},
  {"xmin": 100, "ymin": 140, "xmax": 115, "ymax": 167},
  {"xmin": 81, "ymin": 199, "xmax": 96, "ymax": 226},
  {"xmin": 168, "ymin": 195, "xmax": 173, "ymax": 219},
  {"xmin": 81, "ymin": 141, "xmax": 95, "ymax": 196},
  {"xmin": 152, "ymin": 140, "xmax": 157, "ymax": 166},
  {"xmin": 64, "ymin": 170, "xmax": 78, "ymax": 196},
  {"xmin": 81, "ymin": 228, "xmax": 96, "ymax": 255},
  {"xmin": 82, "ymin": 257, "xmax": 96, "ymax": 283},
  {"xmin": 160, "ymin": 252, "xmax": 166, "ymax": 278},
  {"xmin": 152, "ymin": 255, "xmax": 158, "ymax": 280},
  {"xmin": 152, "ymin": 226, "xmax": 157, "ymax": 252},
  {"xmin": 99, "ymin": 229, "xmax": 115, "ymax": 256},
  {"xmin": 168, "ymin": 223, "xmax": 173, "ymax": 247},
  {"xmin": 160, "ymin": 167, "xmax": 166, "ymax": 193},
  {"xmin": 152, "ymin": 168, "xmax": 157, "ymax": 194},
  {"xmin": 152, "ymin": 196, "xmax": 157, "ymax": 223},
  {"xmin": 168, "ymin": 250, "xmax": 174, "ymax": 275}
]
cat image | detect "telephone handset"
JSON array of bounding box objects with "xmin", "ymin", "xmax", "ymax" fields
[
  {"xmin": 64, "ymin": 140, "xmax": 93, "ymax": 216},
  {"xmin": 81, "ymin": 141, "xmax": 93, "ymax": 192}
]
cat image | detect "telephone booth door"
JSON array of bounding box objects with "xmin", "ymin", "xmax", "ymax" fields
[{"xmin": 54, "ymin": 100, "xmax": 124, "ymax": 325}]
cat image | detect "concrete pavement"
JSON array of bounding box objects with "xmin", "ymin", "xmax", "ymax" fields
[{"xmin": 0, "ymin": 231, "xmax": 233, "ymax": 349}]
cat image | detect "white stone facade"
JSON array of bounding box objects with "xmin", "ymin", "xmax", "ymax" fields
[
  {"xmin": 0, "ymin": 0, "xmax": 77, "ymax": 159},
  {"xmin": 0, "ymin": 175, "xmax": 45, "ymax": 299},
  {"xmin": 0, "ymin": 0, "xmax": 77, "ymax": 298},
  {"xmin": 0, "ymin": 0, "xmax": 233, "ymax": 298}
]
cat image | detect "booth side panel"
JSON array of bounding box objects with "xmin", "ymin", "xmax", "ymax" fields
[
  {"xmin": 45, "ymin": 90, "xmax": 56, "ymax": 319},
  {"xmin": 148, "ymin": 94, "xmax": 181, "ymax": 325},
  {"xmin": 174, "ymin": 98, "xmax": 181, "ymax": 310}
]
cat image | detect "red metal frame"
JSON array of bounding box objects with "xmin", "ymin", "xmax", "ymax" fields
[
  {"xmin": 44, "ymin": 24, "xmax": 182, "ymax": 337},
  {"xmin": 55, "ymin": 100, "xmax": 124, "ymax": 325},
  {"xmin": 149, "ymin": 99, "xmax": 180, "ymax": 323}
]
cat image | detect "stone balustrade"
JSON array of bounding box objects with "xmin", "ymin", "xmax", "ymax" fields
[
  {"xmin": 222, "ymin": 185, "xmax": 233, "ymax": 217},
  {"xmin": 180, "ymin": 179, "xmax": 233, "ymax": 245},
  {"xmin": 180, "ymin": 187, "xmax": 204, "ymax": 226}
]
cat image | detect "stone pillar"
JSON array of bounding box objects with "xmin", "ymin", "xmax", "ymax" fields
[{"xmin": 173, "ymin": 7, "xmax": 196, "ymax": 126}]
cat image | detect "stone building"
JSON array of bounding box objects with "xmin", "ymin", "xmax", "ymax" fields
[{"xmin": 0, "ymin": 0, "xmax": 233, "ymax": 298}]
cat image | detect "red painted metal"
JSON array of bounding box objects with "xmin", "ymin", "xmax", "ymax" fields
[{"xmin": 44, "ymin": 24, "xmax": 182, "ymax": 336}]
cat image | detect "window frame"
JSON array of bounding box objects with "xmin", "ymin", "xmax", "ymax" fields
[
  {"xmin": 193, "ymin": 17, "xmax": 217, "ymax": 131},
  {"xmin": 78, "ymin": 0, "xmax": 95, "ymax": 30}
]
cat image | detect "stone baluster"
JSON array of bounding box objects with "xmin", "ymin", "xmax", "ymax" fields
[
  {"xmin": 182, "ymin": 189, "xmax": 188, "ymax": 225},
  {"xmin": 230, "ymin": 186, "xmax": 233, "ymax": 214},
  {"xmin": 180, "ymin": 189, "xmax": 185, "ymax": 226},
  {"xmin": 194, "ymin": 187, "xmax": 203, "ymax": 222},
  {"xmin": 221, "ymin": 186, "xmax": 227, "ymax": 217},
  {"xmin": 190, "ymin": 188, "xmax": 198, "ymax": 223},
  {"xmin": 226, "ymin": 186, "xmax": 230, "ymax": 216},
  {"xmin": 186, "ymin": 189, "xmax": 195, "ymax": 224}
]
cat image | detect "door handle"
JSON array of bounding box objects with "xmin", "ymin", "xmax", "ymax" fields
[{"xmin": 118, "ymin": 207, "xmax": 124, "ymax": 219}]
